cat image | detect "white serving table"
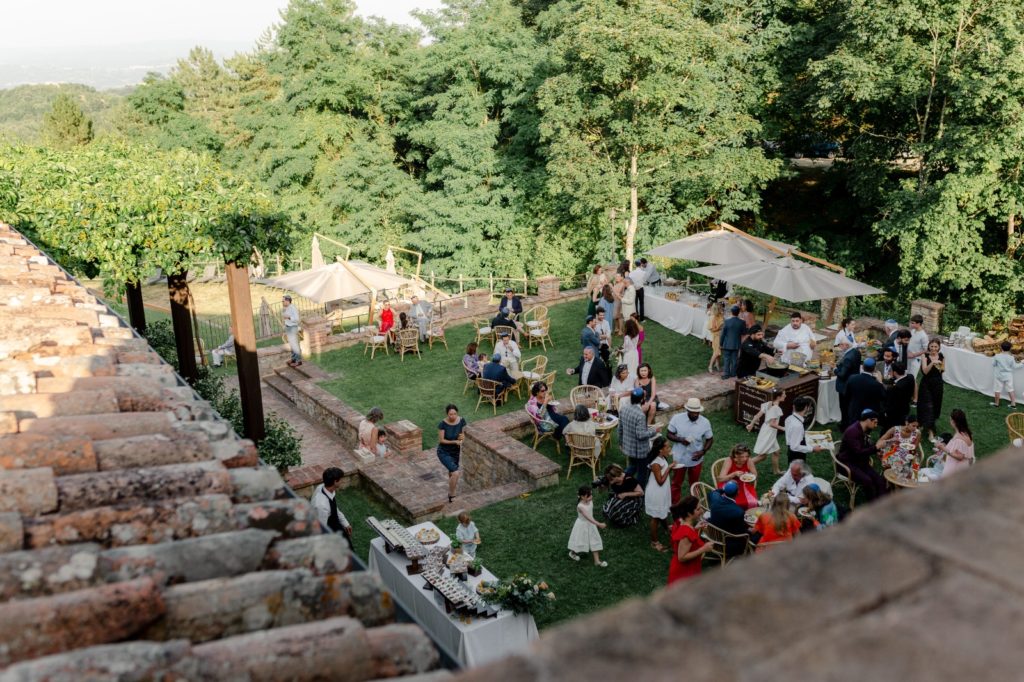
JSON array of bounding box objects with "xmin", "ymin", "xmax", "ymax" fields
[
  {"xmin": 815, "ymin": 376, "xmax": 842, "ymax": 425},
  {"xmin": 645, "ymin": 288, "xmax": 709, "ymax": 340},
  {"xmin": 367, "ymin": 521, "xmax": 538, "ymax": 667},
  {"xmin": 942, "ymin": 345, "xmax": 1024, "ymax": 398}
]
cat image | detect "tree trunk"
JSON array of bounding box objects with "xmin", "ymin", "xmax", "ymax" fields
[
  {"xmin": 625, "ymin": 150, "xmax": 639, "ymax": 265},
  {"xmin": 167, "ymin": 272, "xmax": 198, "ymax": 384},
  {"xmin": 125, "ymin": 280, "xmax": 146, "ymax": 335},
  {"xmin": 1009, "ymin": 212, "xmax": 1018, "ymax": 255},
  {"xmin": 226, "ymin": 261, "xmax": 265, "ymax": 442}
]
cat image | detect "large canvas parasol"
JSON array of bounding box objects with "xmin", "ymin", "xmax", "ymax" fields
[
  {"xmin": 690, "ymin": 257, "xmax": 883, "ymax": 302},
  {"xmin": 647, "ymin": 230, "xmax": 794, "ymax": 264}
]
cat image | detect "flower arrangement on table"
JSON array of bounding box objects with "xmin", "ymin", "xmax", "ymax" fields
[
  {"xmin": 480, "ymin": 573, "xmax": 556, "ymax": 616},
  {"xmin": 881, "ymin": 442, "xmax": 919, "ymax": 480}
]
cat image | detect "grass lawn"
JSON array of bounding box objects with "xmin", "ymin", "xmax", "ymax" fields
[{"xmin": 316, "ymin": 299, "xmax": 710, "ymax": 447}]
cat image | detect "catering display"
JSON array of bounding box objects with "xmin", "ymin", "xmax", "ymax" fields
[
  {"xmin": 969, "ymin": 317, "xmax": 1024, "ymax": 357},
  {"xmin": 735, "ymin": 365, "xmax": 819, "ymax": 425},
  {"xmin": 366, "ymin": 516, "xmax": 430, "ymax": 574}
]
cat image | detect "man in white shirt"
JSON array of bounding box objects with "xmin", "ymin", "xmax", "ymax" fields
[
  {"xmin": 641, "ymin": 258, "xmax": 660, "ymax": 287},
  {"xmin": 666, "ymin": 398, "xmax": 714, "ymax": 504},
  {"xmin": 494, "ymin": 331, "xmax": 521, "ymax": 374},
  {"xmin": 281, "ymin": 295, "xmax": 302, "ymax": 367},
  {"xmin": 784, "ymin": 396, "xmax": 823, "ymax": 463},
  {"xmin": 770, "ymin": 460, "xmax": 815, "ymax": 505},
  {"xmin": 907, "ymin": 313, "xmax": 929, "ymax": 402},
  {"xmin": 409, "ymin": 296, "xmax": 433, "ymax": 342},
  {"xmin": 313, "ymin": 467, "xmax": 353, "ymax": 547},
  {"xmin": 594, "ymin": 309, "xmax": 612, "ymax": 364},
  {"xmin": 773, "ymin": 312, "xmax": 815, "ymax": 365},
  {"xmin": 211, "ymin": 330, "xmax": 236, "ymax": 367},
  {"xmin": 628, "ymin": 260, "xmax": 648, "ymax": 321}
]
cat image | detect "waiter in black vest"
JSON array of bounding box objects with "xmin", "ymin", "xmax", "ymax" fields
[{"xmin": 313, "ymin": 467, "xmax": 353, "ymax": 548}]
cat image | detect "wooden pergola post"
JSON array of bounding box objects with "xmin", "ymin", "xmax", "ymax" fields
[
  {"xmin": 226, "ymin": 261, "xmax": 265, "ymax": 442},
  {"xmin": 125, "ymin": 279, "xmax": 147, "ymax": 335},
  {"xmin": 167, "ymin": 271, "xmax": 198, "ymax": 384}
]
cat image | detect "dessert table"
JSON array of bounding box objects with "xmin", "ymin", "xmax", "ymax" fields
[
  {"xmin": 942, "ymin": 344, "xmax": 1024, "ymax": 397},
  {"xmin": 644, "ymin": 288, "xmax": 710, "ymax": 341},
  {"xmin": 367, "ymin": 521, "xmax": 538, "ymax": 667}
]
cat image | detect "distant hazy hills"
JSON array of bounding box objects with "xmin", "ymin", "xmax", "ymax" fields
[{"xmin": 0, "ymin": 83, "xmax": 129, "ymax": 143}]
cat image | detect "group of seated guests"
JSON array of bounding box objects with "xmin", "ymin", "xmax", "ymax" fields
[{"xmin": 376, "ymin": 297, "xmax": 433, "ymax": 345}]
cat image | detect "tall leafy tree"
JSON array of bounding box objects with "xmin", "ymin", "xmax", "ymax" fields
[{"xmin": 41, "ymin": 93, "xmax": 94, "ymax": 148}]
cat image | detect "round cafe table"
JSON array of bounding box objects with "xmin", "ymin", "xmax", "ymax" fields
[
  {"xmin": 594, "ymin": 413, "xmax": 619, "ymax": 454},
  {"xmin": 883, "ymin": 469, "xmax": 928, "ymax": 489}
]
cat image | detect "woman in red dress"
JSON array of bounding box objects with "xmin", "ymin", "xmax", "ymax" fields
[
  {"xmin": 378, "ymin": 300, "xmax": 395, "ymax": 342},
  {"xmin": 717, "ymin": 444, "xmax": 759, "ymax": 509},
  {"xmin": 668, "ymin": 495, "xmax": 713, "ymax": 585}
]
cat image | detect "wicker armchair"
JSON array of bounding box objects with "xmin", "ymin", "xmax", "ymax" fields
[
  {"xmin": 701, "ymin": 522, "xmax": 753, "ymax": 567},
  {"xmin": 396, "ymin": 327, "xmax": 421, "ymax": 362},
  {"xmin": 475, "ymin": 378, "xmax": 502, "ymax": 414},
  {"xmin": 363, "ymin": 325, "xmax": 389, "ymax": 360},
  {"xmin": 710, "ymin": 457, "xmax": 731, "ymax": 487},
  {"xmin": 1008, "ymin": 413, "xmax": 1024, "ymax": 443},
  {"xmin": 539, "ymin": 370, "xmax": 557, "ymax": 400},
  {"xmin": 462, "ymin": 358, "xmax": 479, "ymax": 395},
  {"xmin": 527, "ymin": 318, "xmax": 553, "ymax": 350},
  {"xmin": 566, "ymin": 433, "xmax": 600, "ymax": 479},
  {"xmin": 473, "ymin": 317, "xmax": 493, "ymax": 349},
  {"xmin": 529, "ymin": 408, "xmax": 562, "ymax": 454},
  {"xmin": 492, "ymin": 325, "xmax": 516, "ymax": 347},
  {"xmin": 690, "ymin": 481, "xmax": 715, "ymax": 512},
  {"xmin": 830, "ymin": 449, "xmax": 858, "ymax": 509},
  {"xmin": 569, "ymin": 385, "xmax": 604, "ymax": 411},
  {"xmin": 523, "ymin": 305, "xmax": 549, "ymax": 330},
  {"xmin": 519, "ymin": 355, "xmax": 548, "ymax": 386},
  {"xmin": 428, "ymin": 315, "xmax": 449, "ymax": 350}
]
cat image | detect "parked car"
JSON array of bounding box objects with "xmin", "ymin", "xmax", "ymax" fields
[{"xmin": 786, "ymin": 136, "xmax": 842, "ymax": 159}]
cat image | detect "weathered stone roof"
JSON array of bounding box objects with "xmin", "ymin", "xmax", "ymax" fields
[{"xmin": 0, "ymin": 223, "xmax": 442, "ymax": 681}]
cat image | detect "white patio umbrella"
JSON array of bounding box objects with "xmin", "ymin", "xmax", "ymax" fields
[
  {"xmin": 310, "ymin": 235, "xmax": 325, "ymax": 269},
  {"xmin": 690, "ymin": 256, "xmax": 883, "ymax": 302},
  {"xmin": 647, "ymin": 230, "xmax": 794, "ymax": 264},
  {"xmin": 261, "ymin": 261, "xmax": 414, "ymax": 323}
]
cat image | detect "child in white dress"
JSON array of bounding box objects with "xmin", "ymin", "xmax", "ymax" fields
[
  {"xmin": 568, "ymin": 486, "xmax": 607, "ymax": 567},
  {"xmin": 747, "ymin": 390, "xmax": 787, "ymax": 474},
  {"xmin": 644, "ymin": 436, "xmax": 673, "ymax": 552},
  {"xmin": 455, "ymin": 511, "xmax": 480, "ymax": 558}
]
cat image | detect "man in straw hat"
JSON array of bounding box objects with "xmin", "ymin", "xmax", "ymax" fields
[{"xmin": 666, "ymin": 397, "xmax": 714, "ymax": 504}]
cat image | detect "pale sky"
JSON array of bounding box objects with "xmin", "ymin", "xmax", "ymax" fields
[{"xmin": 0, "ymin": 0, "xmax": 445, "ymax": 50}]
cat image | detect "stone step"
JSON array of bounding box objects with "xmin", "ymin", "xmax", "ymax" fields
[
  {"xmin": 360, "ymin": 457, "xmax": 449, "ymax": 523},
  {"xmin": 292, "ymin": 362, "xmax": 331, "ymax": 382},
  {"xmin": 444, "ymin": 482, "xmax": 532, "ymax": 515},
  {"xmin": 273, "ymin": 365, "xmax": 309, "ymax": 386},
  {"xmin": 262, "ymin": 374, "xmax": 296, "ymax": 405}
]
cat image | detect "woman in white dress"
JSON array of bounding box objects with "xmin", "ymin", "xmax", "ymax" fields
[
  {"xmin": 747, "ymin": 390, "xmax": 786, "ymax": 474},
  {"xmin": 568, "ymin": 485, "xmax": 607, "ymax": 566},
  {"xmin": 644, "ymin": 436, "xmax": 673, "ymax": 552},
  {"xmin": 607, "ymin": 363, "xmax": 635, "ymax": 412},
  {"xmin": 621, "ymin": 318, "xmax": 641, "ymax": 381}
]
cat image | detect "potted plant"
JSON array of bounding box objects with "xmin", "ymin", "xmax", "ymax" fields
[
  {"xmin": 468, "ymin": 558, "xmax": 483, "ymax": 577},
  {"xmin": 450, "ymin": 539, "xmax": 461, "ymax": 554}
]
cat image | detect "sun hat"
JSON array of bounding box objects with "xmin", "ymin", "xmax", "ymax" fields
[
  {"xmin": 684, "ymin": 397, "xmax": 704, "ymax": 413},
  {"xmin": 722, "ymin": 481, "xmax": 739, "ymax": 497}
]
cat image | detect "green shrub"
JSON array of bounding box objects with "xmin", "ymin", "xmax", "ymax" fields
[{"xmin": 143, "ymin": 320, "xmax": 178, "ymax": 370}]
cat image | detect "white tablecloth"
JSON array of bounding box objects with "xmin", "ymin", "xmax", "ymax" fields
[
  {"xmin": 367, "ymin": 522, "xmax": 538, "ymax": 667},
  {"xmin": 943, "ymin": 345, "xmax": 1024, "ymax": 397},
  {"xmin": 815, "ymin": 377, "xmax": 841, "ymax": 425},
  {"xmin": 645, "ymin": 290, "xmax": 709, "ymax": 340}
]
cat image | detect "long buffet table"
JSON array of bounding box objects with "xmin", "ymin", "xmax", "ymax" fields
[
  {"xmin": 942, "ymin": 344, "xmax": 1024, "ymax": 398},
  {"xmin": 367, "ymin": 521, "xmax": 538, "ymax": 667},
  {"xmin": 644, "ymin": 288, "xmax": 710, "ymax": 341}
]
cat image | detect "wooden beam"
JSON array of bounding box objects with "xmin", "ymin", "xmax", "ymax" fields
[
  {"xmin": 167, "ymin": 271, "xmax": 198, "ymax": 384},
  {"xmin": 125, "ymin": 280, "xmax": 146, "ymax": 335},
  {"xmin": 719, "ymin": 222, "xmax": 846, "ymax": 274},
  {"xmin": 226, "ymin": 261, "xmax": 265, "ymax": 442}
]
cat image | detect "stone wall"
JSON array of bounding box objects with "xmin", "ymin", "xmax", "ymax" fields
[{"xmin": 911, "ymin": 299, "xmax": 944, "ymax": 335}]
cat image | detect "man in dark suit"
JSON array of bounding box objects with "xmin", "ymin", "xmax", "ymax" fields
[
  {"xmin": 482, "ymin": 353, "xmax": 516, "ymax": 399},
  {"xmin": 894, "ymin": 329, "xmax": 912, "ymax": 366},
  {"xmin": 565, "ymin": 346, "xmax": 611, "ymax": 388},
  {"xmin": 846, "ymin": 358, "xmax": 886, "ymax": 427},
  {"xmin": 720, "ymin": 305, "xmax": 746, "ymax": 379},
  {"xmin": 708, "ymin": 483, "xmax": 750, "ymax": 558},
  {"xmin": 883, "ymin": 362, "xmax": 915, "ymax": 431},
  {"xmin": 490, "ymin": 309, "xmax": 521, "ymax": 342},
  {"xmin": 497, "ymin": 288, "xmax": 523, "ymax": 317},
  {"xmin": 580, "ymin": 315, "xmax": 601, "ymax": 353},
  {"xmin": 834, "ymin": 342, "xmax": 862, "ymax": 427}
]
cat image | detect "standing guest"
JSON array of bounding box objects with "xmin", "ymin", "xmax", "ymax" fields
[
  {"xmin": 833, "ymin": 317, "xmax": 858, "ymax": 348},
  {"xmin": 748, "ymin": 389, "xmax": 787, "ymax": 474},
  {"xmin": 630, "ymin": 312, "xmax": 646, "ymax": 364},
  {"xmin": 784, "ymin": 396, "xmax": 821, "ymax": 463},
  {"xmin": 720, "ymin": 305, "xmax": 746, "ymax": 379},
  {"xmin": 635, "ymin": 362, "xmax": 658, "ymax": 425},
  {"xmin": 846, "ymin": 358, "xmax": 886, "ymax": 429},
  {"xmin": 586, "ymin": 265, "xmax": 608, "ymax": 317},
  {"xmin": 565, "ymin": 404, "xmax": 601, "ymax": 457},
  {"xmin": 907, "ymin": 314, "xmax": 929, "ymax": 403},
  {"xmin": 211, "ymin": 329, "xmax": 236, "ymax": 367},
  {"xmin": 358, "ymin": 407, "xmax": 387, "ymax": 457},
  {"xmin": 737, "ymin": 324, "xmax": 775, "ymax": 379},
  {"xmin": 409, "ymin": 295, "xmax": 433, "ymax": 342},
  {"xmin": 597, "ymin": 463, "xmax": 643, "ymax": 527},
  {"xmin": 883, "ymin": 362, "xmax": 915, "ymax": 432},
  {"xmin": 611, "ymin": 273, "xmax": 627, "ymax": 335},
  {"xmin": 707, "ymin": 302, "xmax": 725, "ymax": 374},
  {"xmin": 607, "ymin": 363, "xmax": 634, "ymax": 412},
  {"xmin": 597, "ymin": 284, "xmax": 616, "ymax": 328},
  {"xmin": 666, "ymin": 398, "xmax": 714, "ymax": 504},
  {"xmin": 668, "ymin": 495, "xmax": 713, "ymax": 585},
  {"xmin": 641, "ymin": 258, "xmax": 661, "ymax": 287},
  {"xmin": 618, "ymin": 389, "xmax": 660, "ymax": 489},
  {"xmin": 497, "ymin": 288, "xmax": 523, "ymax": 317},
  {"xmin": 738, "ymin": 300, "xmax": 756, "ymax": 340},
  {"xmin": 932, "ymin": 409, "xmax": 975, "ymax": 477},
  {"xmin": 463, "ymin": 342, "xmax": 483, "ymax": 380},
  {"xmin": 455, "ymin": 511, "xmax": 481, "ymax": 557},
  {"xmin": 917, "ymin": 339, "xmax": 945, "ymax": 439},
  {"xmin": 992, "ymin": 340, "xmax": 1023, "ymax": 408},
  {"xmin": 595, "ymin": 309, "xmax": 613, "ymax": 364},
  {"xmin": 884, "ymin": 319, "xmax": 900, "ymax": 347},
  {"xmin": 707, "ymin": 482, "xmax": 752, "ymax": 558},
  {"xmin": 581, "ymin": 315, "xmax": 601, "ymax": 354},
  {"xmin": 894, "ymin": 329, "xmax": 912, "ymax": 366},
  {"xmin": 645, "ymin": 436, "xmax": 674, "ymax": 552},
  {"xmin": 568, "ymin": 486, "xmax": 607, "ymax": 567},
  {"xmin": 837, "ymin": 409, "xmax": 887, "ymax": 500},
  {"xmin": 801, "ymin": 483, "xmax": 839, "ymax": 528},
  {"xmin": 834, "ymin": 337, "xmax": 862, "ymax": 426},
  {"xmin": 313, "ymin": 467, "xmax": 353, "ymax": 548},
  {"xmin": 526, "ymin": 381, "xmax": 570, "ymax": 439},
  {"xmin": 620, "ymin": 318, "xmax": 641, "ymax": 380},
  {"xmin": 773, "ymin": 312, "xmax": 815, "ymax": 365},
  {"xmin": 878, "ymin": 347, "xmax": 897, "ymax": 385},
  {"xmin": 716, "ymin": 444, "xmax": 759, "ymax": 509},
  {"xmin": 281, "ymin": 295, "xmax": 302, "ymax": 367},
  {"xmin": 753, "ymin": 495, "xmax": 801, "ymax": 549},
  {"xmin": 494, "ymin": 331, "xmax": 521, "ymax": 374},
  {"xmin": 378, "ymin": 300, "xmax": 395, "ymax": 342},
  {"xmin": 437, "ymin": 404, "xmax": 467, "ymax": 503},
  {"xmin": 616, "ymin": 259, "xmax": 631, "ymax": 276},
  {"xmin": 628, "ymin": 260, "xmax": 647, "ymax": 321},
  {"xmin": 567, "ymin": 346, "xmax": 612, "ymax": 388},
  {"xmin": 482, "ymin": 354, "xmax": 517, "ymax": 401},
  {"xmin": 770, "ymin": 459, "xmax": 816, "ymax": 505}
]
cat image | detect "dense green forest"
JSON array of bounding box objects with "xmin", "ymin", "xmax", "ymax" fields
[
  {"xmin": 0, "ymin": 83, "xmax": 127, "ymax": 142},
  {"xmin": 3, "ymin": 0, "xmax": 1024, "ymax": 316}
]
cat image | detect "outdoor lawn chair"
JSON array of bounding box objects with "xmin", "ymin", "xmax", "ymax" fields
[
  {"xmin": 523, "ymin": 305, "xmax": 548, "ymax": 331},
  {"xmin": 690, "ymin": 481, "xmax": 715, "ymax": 512},
  {"xmin": 701, "ymin": 522, "xmax": 752, "ymax": 567},
  {"xmin": 811, "ymin": 477, "xmax": 833, "ymax": 498},
  {"xmin": 518, "ymin": 355, "xmax": 548, "ymax": 391},
  {"xmin": 527, "ymin": 318, "xmax": 553, "ymax": 350},
  {"xmin": 476, "ymin": 377, "xmax": 502, "ymax": 414},
  {"xmin": 492, "ymin": 324, "xmax": 516, "ymax": 347},
  {"xmin": 539, "ymin": 370, "xmax": 557, "ymax": 400},
  {"xmin": 363, "ymin": 325, "xmax": 389, "ymax": 360},
  {"xmin": 529, "ymin": 409, "xmax": 562, "ymax": 454},
  {"xmin": 396, "ymin": 327, "xmax": 421, "ymax": 361},
  {"xmin": 565, "ymin": 433, "xmax": 599, "ymax": 479},
  {"xmin": 830, "ymin": 448, "xmax": 859, "ymax": 509},
  {"xmin": 1008, "ymin": 413, "xmax": 1024, "ymax": 443},
  {"xmin": 710, "ymin": 457, "xmax": 731, "ymax": 487},
  {"xmin": 474, "ymin": 317, "xmax": 493, "ymax": 349},
  {"xmin": 462, "ymin": 359, "xmax": 479, "ymax": 395},
  {"xmin": 569, "ymin": 385, "xmax": 604, "ymax": 411},
  {"xmin": 428, "ymin": 315, "xmax": 449, "ymax": 350}
]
